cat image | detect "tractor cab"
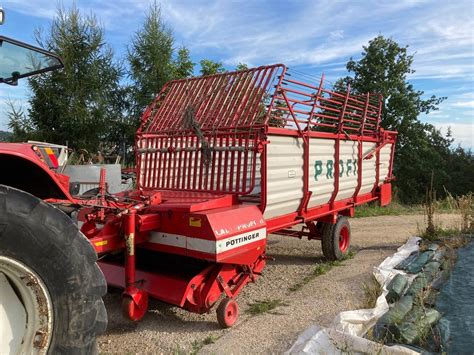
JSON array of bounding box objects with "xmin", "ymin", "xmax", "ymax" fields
[{"xmin": 0, "ymin": 35, "xmax": 63, "ymax": 86}]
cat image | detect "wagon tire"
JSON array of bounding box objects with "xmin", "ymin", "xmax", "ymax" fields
[
  {"xmin": 0, "ymin": 185, "xmax": 107, "ymax": 354},
  {"xmin": 321, "ymin": 216, "xmax": 351, "ymax": 261},
  {"xmin": 216, "ymin": 297, "xmax": 239, "ymax": 328}
]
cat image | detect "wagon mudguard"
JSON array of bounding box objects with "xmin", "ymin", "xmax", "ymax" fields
[{"xmin": 0, "ymin": 143, "xmax": 72, "ymax": 201}]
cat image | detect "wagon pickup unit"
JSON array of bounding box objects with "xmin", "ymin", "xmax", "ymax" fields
[{"xmin": 1, "ymin": 63, "xmax": 397, "ymax": 331}]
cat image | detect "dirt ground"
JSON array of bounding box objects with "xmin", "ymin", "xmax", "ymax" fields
[{"xmin": 98, "ymin": 214, "xmax": 461, "ymax": 354}]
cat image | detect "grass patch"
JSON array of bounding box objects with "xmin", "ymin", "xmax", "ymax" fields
[
  {"xmin": 246, "ymin": 299, "xmax": 288, "ymax": 316},
  {"xmin": 289, "ymin": 250, "xmax": 356, "ymax": 292},
  {"xmin": 190, "ymin": 335, "xmax": 217, "ymax": 355},
  {"xmin": 354, "ymin": 191, "xmax": 470, "ymax": 219},
  {"xmin": 361, "ymin": 275, "xmax": 383, "ymax": 309},
  {"xmin": 421, "ymin": 187, "xmax": 473, "ymax": 242},
  {"xmin": 355, "ymin": 201, "xmax": 422, "ymax": 218}
]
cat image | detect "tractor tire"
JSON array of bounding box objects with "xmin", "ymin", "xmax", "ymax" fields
[
  {"xmin": 321, "ymin": 216, "xmax": 351, "ymax": 261},
  {"xmin": 0, "ymin": 185, "xmax": 107, "ymax": 354}
]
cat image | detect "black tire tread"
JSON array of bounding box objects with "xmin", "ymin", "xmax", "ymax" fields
[
  {"xmin": 321, "ymin": 216, "xmax": 350, "ymax": 261},
  {"xmin": 0, "ymin": 185, "xmax": 107, "ymax": 354}
]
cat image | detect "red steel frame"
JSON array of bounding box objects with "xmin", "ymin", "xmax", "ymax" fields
[
  {"xmin": 136, "ymin": 64, "xmax": 397, "ymax": 233},
  {"xmin": 33, "ymin": 64, "xmax": 396, "ymax": 324}
]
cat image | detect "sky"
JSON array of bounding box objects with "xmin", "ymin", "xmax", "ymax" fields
[{"xmin": 0, "ymin": 0, "xmax": 473, "ymax": 148}]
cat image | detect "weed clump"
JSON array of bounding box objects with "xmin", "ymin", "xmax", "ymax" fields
[{"xmin": 246, "ymin": 299, "xmax": 288, "ymax": 315}]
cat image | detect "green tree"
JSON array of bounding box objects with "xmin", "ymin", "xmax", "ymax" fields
[
  {"xmin": 338, "ymin": 35, "xmax": 473, "ymax": 202},
  {"xmin": 0, "ymin": 130, "xmax": 12, "ymax": 142},
  {"xmin": 235, "ymin": 63, "xmax": 248, "ymax": 71},
  {"xmin": 8, "ymin": 6, "xmax": 125, "ymax": 152},
  {"xmin": 173, "ymin": 46, "xmax": 195, "ymax": 79},
  {"xmin": 199, "ymin": 59, "xmax": 226, "ymax": 75},
  {"xmin": 128, "ymin": 1, "xmax": 174, "ymax": 120}
]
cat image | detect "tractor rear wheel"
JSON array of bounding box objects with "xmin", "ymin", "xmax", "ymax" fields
[
  {"xmin": 321, "ymin": 216, "xmax": 351, "ymax": 261},
  {"xmin": 0, "ymin": 185, "xmax": 107, "ymax": 354}
]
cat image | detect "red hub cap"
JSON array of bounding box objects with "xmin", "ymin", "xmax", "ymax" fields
[
  {"xmin": 217, "ymin": 298, "xmax": 239, "ymax": 328},
  {"xmin": 339, "ymin": 226, "xmax": 350, "ymax": 252},
  {"xmin": 224, "ymin": 301, "xmax": 238, "ymax": 326}
]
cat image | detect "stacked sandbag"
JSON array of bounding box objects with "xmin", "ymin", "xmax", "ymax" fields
[
  {"xmin": 405, "ymin": 250, "xmax": 435, "ymax": 273},
  {"xmin": 385, "ymin": 274, "xmax": 408, "ymax": 303},
  {"xmin": 370, "ymin": 242, "xmax": 449, "ymax": 349}
]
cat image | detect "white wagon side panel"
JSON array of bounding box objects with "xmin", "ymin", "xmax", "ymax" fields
[
  {"xmin": 264, "ymin": 135, "xmax": 394, "ymax": 219},
  {"xmin": 264, "ymin": 135, "xmax": 304, "ymax": 218}
]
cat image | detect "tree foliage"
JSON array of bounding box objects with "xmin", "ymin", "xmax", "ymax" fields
[
  {"xmin": 339, "ymin": 35, "xmax": 473, "ymax": 203},
  {"xmin": 0, "ymin": 130, "xmax": 12, "ymax": 142},
  {"xmin": 199, "ymin": 59, "xmax": 226, "ymax": 76},
  {"xmin": 126, "ymin": 2, "xmax": 195, "ymax": 151},
  {"xmin": 8, "ymin": 6, "xmax": 125, "ymax": 152},
  {"xmin": 235, "ymin": 63, "xmax": 249, "ymax": 71},
  {"xmin": 173, "ymin": 46, "xmax": 195, "ymax": 79},
  {"xmin": 128, "ymin": 2, "xmax": 174, "ymax": 120}
]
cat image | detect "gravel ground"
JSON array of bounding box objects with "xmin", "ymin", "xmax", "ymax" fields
[{"xmin": 98, "ymin": 214, "xmax": 461, "ymax": 354}]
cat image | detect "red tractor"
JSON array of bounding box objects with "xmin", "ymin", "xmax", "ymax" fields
[{"xmin": 0, "ymin": 25, "xmax": 397, "ymax": 354}]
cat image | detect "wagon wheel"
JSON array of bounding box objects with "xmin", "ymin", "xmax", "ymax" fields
[
  {"xmin": 122, "ymin": 292, "xmax": 149, "ymax": 322},
  {"xmin": 0, "ymin": 185, "xmax": 107, "ymax": 354},
  {"xmin": 321, "ymin": 216, "xmax": 351, "ymax": 261},
  {"xmin": 216, "ymin": 297, "xmax": 239, "ymax": 328}
]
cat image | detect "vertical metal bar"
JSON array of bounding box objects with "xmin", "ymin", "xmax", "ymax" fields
[
  {"xmin": 149, "ymin": 136, "xmax": 158, "ymax": 189},
  {"xmin": 208, "ymin": 134, "xmax": 218, "ymax": 191},
  {"xmin": 197, "ymin": 142, "xmax": 205, "ymax": 191},
  {"xmin": 353, "ymin": 138, "xmax": 363, "ymax": 202},
  {"xmin": 135, "ymin": 137, "xmax": 143, "ymax": 190},
  {"xmin": 222, "ymin": 135, "xmax": 230, "ymax": 191},
  {"xmin": 359, "ymin": 92, "xmax": 370, "ymax": 135},
  {"xmin": 170, "ymin": 136, "xmax": 178, "ymax": 189},
  {"xmin": 260, "ymin": 133, "xmax": 267, "ymax": 212},
  {"xmin": 216, "ymin": 135, "xmax": 223, "ymax": 192},
  {"xmin": 162, "ymin": 137, "xmax": 170, "ymax": 188},
  {"xmin": 186, "ymin": 136, "xmax": 194, "ymax": 190},
  {"xmin": 338, "ymin": 85, "xmax": 351, "ymax": 133},
  {"xmin": 330, "ymin": 137, "xmax": 341, "ymax": 209},
  {"xmin": 388, "ymin": 136, "xmax": 396, "ymax": 180},
  {"xmin": 180, "ymin": 135, "xmax": 188, "ymax": 189},
  {"xmin": 175, "ymin": 135, "xmax": 184, "ymax": 189},
  {"xmin": 145, "ymin": 137, "xmax": 152, "ymax": 189},
  {"xmin": 242, "ymin": 133, "xmax": 249, "ymax": 192},
  {"xmin": 246, "ymin": 134, "xmax": 258, "ymax": 194},
  {"xmin": 235, "ymin": 134, "xmax": 243, "ymax": 191},
  {"xmin": 155, "ymin": 136, "xmax": 164, "ymax": 189},
  {"xmin": 192, "ymin": 136, "xmax": 200, "ymax": 190},
  {"xmin": 124, "ymin": 210, "xmax": 136, "ymax": 294},
  {"xmin": 373, "ymin": 142, "xmax": 381, "ymax": 193},
  {"xmin": 375, "ymin": 94, "xmax": 383, "ymax": 133},
  {"xmin": 228, "ymin": 135, "xmax": 236, "ymax": 191}
]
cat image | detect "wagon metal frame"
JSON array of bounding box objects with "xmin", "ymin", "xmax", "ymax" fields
[{"xmin": 2, "ymin": 64, "xmax": 396, "ymax": 326}]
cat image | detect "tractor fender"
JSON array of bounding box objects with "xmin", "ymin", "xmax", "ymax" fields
[{"xmin": 0, "ymin": 143, "xmax": 73, "ymax": 201}]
